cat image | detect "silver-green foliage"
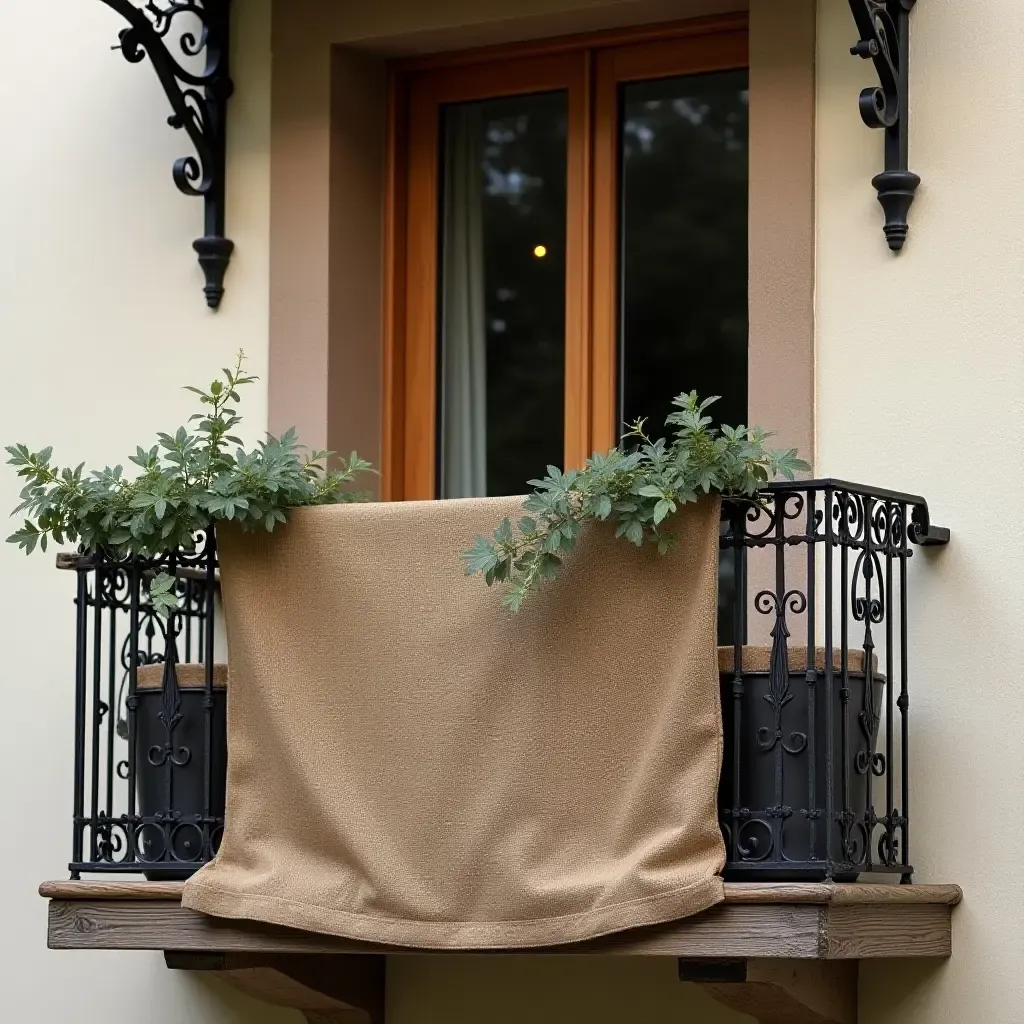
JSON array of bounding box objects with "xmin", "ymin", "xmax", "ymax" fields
[
  {"xmin": 462, "ymin": 392, "xmax": 809, "ymax": 612},
  {"xmin": 7, "ymin": 352, "xmax": 373, "ymax": 614}
]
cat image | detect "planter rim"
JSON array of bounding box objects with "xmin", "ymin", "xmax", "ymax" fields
[
  {"xmin": 717, "ymin": 645, "xmax": 878, "ymax": 675},
  {"xmin": 136, "ymin": 663, "xmax": 228, "ymax": 691}
]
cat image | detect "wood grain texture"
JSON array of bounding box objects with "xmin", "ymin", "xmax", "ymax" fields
[
  {"xmin": 823, "ymin": 905, "xmax": 954, "ymax": 959},
  {"xmin": 45, "ymin": 897, "xmax": 958, "ymax": 962},
  {"xmin": 40, "ymin": 880, "xmax": 185, "ymax": 900},
  {"xmin": 381, "ymin": 62, "xmax": 408, "ymax": 502},
  {"xmin": 400, "ymin": 69, "xmax": 442, "ymax": 500},
  {"xmin": 42, "ymin": 879, "xmax": 961, "ymax": 965},
  {"xmin": 826, "ymin": 884, "xmax": 962, "ymax": 906},
  {"xmin": 48, "ymin": 899, "xmax": 821, "ymax": 957},
  {"xmin": 562, "ymin": 48, "xmax": 592, "ymax": 472},
  {"xmin": 40, "ymin": 880, "xmax": 963, "ymax": 906}
]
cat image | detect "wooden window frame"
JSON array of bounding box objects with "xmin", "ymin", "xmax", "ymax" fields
[{"xmin": 383, "ymin": 14, "xmax": 749, "ymax": 501}]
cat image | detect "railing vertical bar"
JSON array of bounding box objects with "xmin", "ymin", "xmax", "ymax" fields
[
  {"xmin": 125, "ymin": 562, "xmax": 140, "ymax": 864},
  {"xmin": 728, "ymin": 505, "xmax": 746, "ymax": 867},
  {"xmin": 184, "ymin": 578, "xmax": 193, "ymax": 662},
  {"xmin": 772, "ymin": 491, "xmax": 787, "ymax": 866},
  {"xmin": 198, "ymin": 576, "xmax": 206, "ymax": 658},
  {"xmin": 805, "ymin": 489, "xmax": 817, "ymax": 865},
  {"xmin": 163, "ymin": 554, "xmax": 179, "ymax": 864},
  {"xmin": 863, "ymin": 496, "xmax": 876, "ymax": 872},
  {"xmin": 823, "ymin": 486, "xmax": 835, "ymax": 877},
  {"xmin": 89, "ymin": 566, "xmax": 104, "ymax": 863},
  {"xmin": 884, "ymin": 501, "xmax": 895, "ymax": 866},
  {"xmin": 105, "ymin": 567, "xmax": 118, "ymax": 843},
  {"xmin": 900, "ymin": 503, "xmax": 912, "ymax": 878},
  {"xmin": 840, "ymin": 493, "xmax": 852, "ymax": 873},
  {"xmin": 71, "ymin": 568, "xmax": 89, "ymax": 875}
]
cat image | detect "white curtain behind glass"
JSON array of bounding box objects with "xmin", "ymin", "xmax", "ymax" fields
[{"xmin": 439, "ymin": 104, "xmax": 488, "ymax": 499}]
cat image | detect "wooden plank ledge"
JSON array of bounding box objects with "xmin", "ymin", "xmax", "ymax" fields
[
  {"xmin": 42, "ymin": 881, "xmax": 961, "ymax": 1024},
  {"xmin": 39, "ymin": 879, "xmax": 963, "ymax": 905},
  {"xmin": 42, "ymin": 880, "xmax": 961, "ymax": 959}
]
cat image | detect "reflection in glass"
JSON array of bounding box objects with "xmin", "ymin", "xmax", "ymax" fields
[
  {"xmin": 619, "ymin": 70, "xmax": 749, "ymax": 438},
  {"xmin": 438, "ymin": 92, "xmax": 568, "ymax": 498}
]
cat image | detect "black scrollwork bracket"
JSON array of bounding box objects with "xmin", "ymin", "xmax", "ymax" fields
[
  {"xmin": 98, "ymin": 1, "xmax": 234, "ymax": 309},
  {"xmin": 848, "ymin": 0, "xmax": 919, "ymax": 252}
]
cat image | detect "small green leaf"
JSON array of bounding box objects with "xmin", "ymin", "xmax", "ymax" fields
[{"xmin": 653, "ymin": 498, "xmax": 676, "ymax": 525}]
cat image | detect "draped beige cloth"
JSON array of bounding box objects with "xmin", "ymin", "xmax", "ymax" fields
[{"xmin": 183, "ymin": 496, "xmax": 725, "ymax": 949}]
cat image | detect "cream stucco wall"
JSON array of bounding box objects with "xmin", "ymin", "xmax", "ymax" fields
[
  {"xmin": 816, "ymin": 1, "xmax": 1024, "ymax": 1021},
  {"xmin": 0, "ymin": 1, "xmax": 293, "ymax": 1021}
]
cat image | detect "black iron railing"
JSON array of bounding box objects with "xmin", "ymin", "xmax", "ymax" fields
[
  {"xmin": 60, "ymin": 479, "xmax": 946, "ymax": 881},
  {"xmin": 719, "ymin": 480, "xmax": 947, "ymax": 882},
  {"xmin": 61, "ymin": 531, "xmax": 222, "ymax": 878}
]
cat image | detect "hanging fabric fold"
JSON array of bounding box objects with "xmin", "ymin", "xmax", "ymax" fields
[{"xmin": 183, "ymin": 496, "xmax": 725, "ymax": 949}]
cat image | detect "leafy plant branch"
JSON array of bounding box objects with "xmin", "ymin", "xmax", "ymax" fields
[
  {"xmin": 463, "ymin": 392, "xmax": 809, "ymax": 612},
  {"xmin": 7, "ymin": 351, "xmax": 374, "ymax": 616}
]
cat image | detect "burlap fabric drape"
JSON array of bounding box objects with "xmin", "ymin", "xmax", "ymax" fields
[{"xmin": 183, "ymin": 496, "xmax": 725, "ymax": 948}]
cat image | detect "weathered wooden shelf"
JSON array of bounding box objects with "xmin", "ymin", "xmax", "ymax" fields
[{"xmin": 42, "ymin": 880, "xmax": 961, "ymax": 1024}]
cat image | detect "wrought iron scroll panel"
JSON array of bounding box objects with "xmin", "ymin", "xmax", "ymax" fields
[
  {"xmin": 719, "ymin": 480, "xmax": 947, "ymax": 882},
  {"xmin": 848, "ymin": 0, "xmax": 919, "ymax": 252},
  {"xmin": 97, "ymin": 1, "xmax": 234, "ymax": 309},
  {"xmin": 68, "ymin": 534, "xmax": 222, "ymax": 876}
]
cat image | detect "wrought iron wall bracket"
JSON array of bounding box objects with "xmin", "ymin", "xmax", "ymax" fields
[
  {"xmin": 97, "ymin": 1, "xmax": 234, "ymax": 309},
  {"xmin": 848, "ymin": 0, "xmax": 919, "ymax": 252}
]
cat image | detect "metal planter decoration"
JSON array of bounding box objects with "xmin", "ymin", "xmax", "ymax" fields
[
  {"xmin": 848, "ymin": 0, "xmax": 920, "ymax": 251},
  {"xmin": 96, "ymin": 1, "xmax": 234, "ymax": 308},
  {"xmin": 61, "ymin": 533, "xmax": 224, "ymax": 878},
  {"xmin": 719, "ymin": 481, "xmax": 947, "ymax": 882}
]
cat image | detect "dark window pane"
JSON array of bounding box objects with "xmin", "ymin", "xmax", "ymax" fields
[
  {"xmin": 619, "ymin": 70, "xmax": 749, "ymax": 439},
  {"xmin": 618, "ymin": 70, "xmax": 749, "ymax": 647},
  {"xmin": 438, "ymin": 92, "xmax": 567, "ymax": 498}
]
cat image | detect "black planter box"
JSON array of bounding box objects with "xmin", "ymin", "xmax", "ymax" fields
[
  {"xmin": 134, "ymin": 663, "xmax": 227, "ymax": 880},
  {"xmin": 718, "ymin": 646, "xmax": 884, "ymax": 882}
]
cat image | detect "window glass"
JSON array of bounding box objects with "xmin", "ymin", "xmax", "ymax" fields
[
  {"xmin": 618, "ymin": 70, "xmax": 749, "ymax": 438},
  {"xmin": 437, "ymin": 92, "xmax": 568, "ymax": 498}
]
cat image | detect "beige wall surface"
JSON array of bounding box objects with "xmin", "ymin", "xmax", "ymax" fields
[
  {"xmin": 388, "ymin": 956, "xmax": 749, "ymax": 1023},
  {"xmin": 816, "ymin": 1, "xmax": 1024, "ymax": 1021},
  {"xmin": 0, "ymin": 1, "xmax": 293, "ymax": 1021}
]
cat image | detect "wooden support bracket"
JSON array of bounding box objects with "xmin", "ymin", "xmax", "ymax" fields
[
  {"xmin": 165, "ymin": 952, "xmax": 385, "ymax": 1024},
  {"xmin": 682, "ymin": 959, "xmax": 857, "ymax": 1024}
]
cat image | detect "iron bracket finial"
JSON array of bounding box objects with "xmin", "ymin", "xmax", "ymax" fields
[
  {"xmin": 97, "ymin": 1, "xmax": 234, "ymax": 309},
  {"xmin": 848, "ymin": 0, "xmax": 919, "ymax": 252}
]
